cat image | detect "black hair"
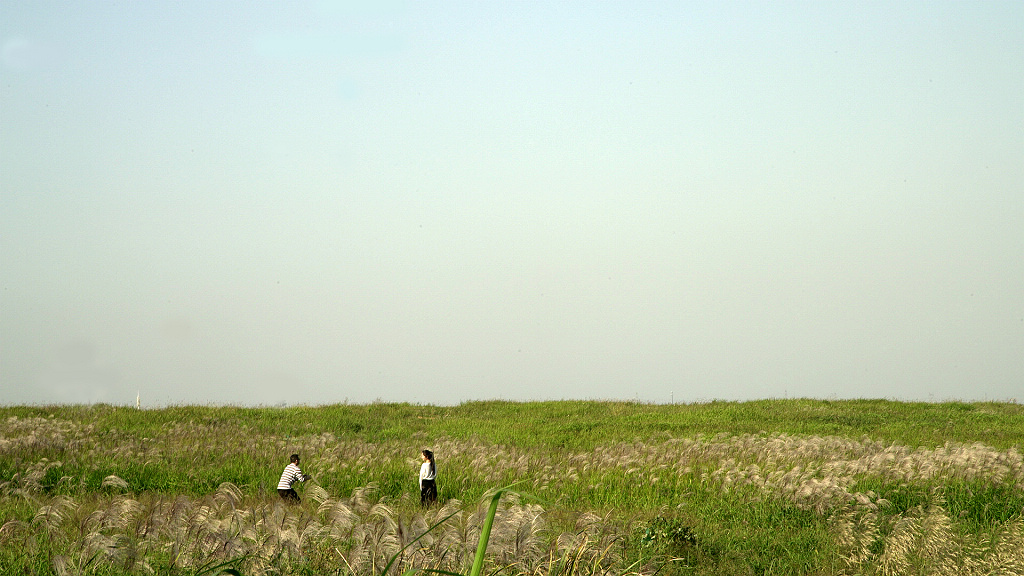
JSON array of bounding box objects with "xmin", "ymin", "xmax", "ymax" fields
[
  {"xmin": 290, "ymin": 454, "xmax": 300, "ymax": 463},
  {"xmin": 422, "ymin": 449, "xmax": 436, "ymax": 477}
]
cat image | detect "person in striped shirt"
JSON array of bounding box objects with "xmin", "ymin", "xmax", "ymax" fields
[{"xmin": 277, "ymin": 453, "xmax": 311, "ymax": 504}]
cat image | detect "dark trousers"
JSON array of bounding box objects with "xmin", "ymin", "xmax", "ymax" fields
[
  {"xmin": 278, "ymin": 488, "xmax": 300, "ymax": 504},
  {"xmin": 420, "ymin": 479, "xmax": 437, "ymax": 506}
]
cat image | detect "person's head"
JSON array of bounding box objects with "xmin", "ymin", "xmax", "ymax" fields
[{"xmin": 290, "ymin": 454, "xmax": 300, "ymax": 464}]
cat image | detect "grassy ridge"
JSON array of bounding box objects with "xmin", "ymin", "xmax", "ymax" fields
[
  {"xmin": 2, "ymin": 399, "xmax": 1023, "ymax": 575},
  {"xmin": 3, "ymin": 400, "xmax": 1023, "ymax": 504},
  {"xmin": 4, "ymin": 398, "xmax": 1022, "ymax": 498},
  {"xmin": 4, "ymin": 398, "xmax": 1023, "ymax": 449}
]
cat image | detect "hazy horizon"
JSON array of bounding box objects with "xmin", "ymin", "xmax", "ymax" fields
[
  {"xmin": 2, "ymin": 397, "xmax": 1019, "ymax": 410},
  {"xmin": 2, "ymin": 2, "xmax": 1022, "ymax": 407}
]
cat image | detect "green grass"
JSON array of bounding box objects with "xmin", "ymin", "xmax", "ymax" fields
[
  {"xmin": 6, "ymin": 399, "xmax": 1022, "ymax": 451},
  {"xmin": 5, "ymin": 399, "xmax": 1023, "ymax": 500},
  {"xmin": 1, "ymin": 399, "xmax": 1022, "ymax": 575}
]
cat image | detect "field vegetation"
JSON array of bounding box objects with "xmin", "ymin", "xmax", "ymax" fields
[{"xmin": 1, "ymin": 399, "xmax": 1022, "ymax": 575}]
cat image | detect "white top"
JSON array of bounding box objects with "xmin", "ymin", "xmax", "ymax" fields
[
  {"xmin": 278, "ymin": 462, "xmax": 307, "ymax": 490},
  {"xmin": 419, "ymin": 461, "xmax": 436, "ymax": 488}
]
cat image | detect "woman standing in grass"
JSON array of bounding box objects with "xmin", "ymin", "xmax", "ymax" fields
[{"xmin": 419, "ymin": 449, "xmax": 437, "ymax": 506}]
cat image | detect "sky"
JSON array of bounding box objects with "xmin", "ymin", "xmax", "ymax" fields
[{"xmin": 1, "ymin": 2, "xmax": 1022, "ymax": 407}]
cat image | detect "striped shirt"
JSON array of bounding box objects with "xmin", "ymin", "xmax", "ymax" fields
[{"xmin": 278, "ymin": 463, "xmax": 307, "ymax": 490}]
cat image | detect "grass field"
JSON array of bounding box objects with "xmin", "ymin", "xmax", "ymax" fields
[{"xmin": 1, "ymin": 399, "xmax": 1022, "ymax": 575}]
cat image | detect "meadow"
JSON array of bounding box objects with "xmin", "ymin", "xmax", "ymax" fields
[{"xmin": 1, "ymin": 399, "xmax": 1022, "ymax": 575}]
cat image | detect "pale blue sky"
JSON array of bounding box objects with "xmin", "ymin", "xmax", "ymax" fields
[{"xmin": 2, "ymin": 2, "xmax": 1022, "ymax": 406}]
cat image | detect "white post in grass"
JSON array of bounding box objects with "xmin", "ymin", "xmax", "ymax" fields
[{"xmin": 136, "ymin": 392, "xmax": 140, "ymax": 410}]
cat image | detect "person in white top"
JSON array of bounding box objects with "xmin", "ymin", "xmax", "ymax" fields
[
  {"xmin": 419, "ymin": 449, "xmax": 437, "ymax": 506},
  {"xmin": 277, "ymin": 453, "xmax": 311, "ymax": 504}
]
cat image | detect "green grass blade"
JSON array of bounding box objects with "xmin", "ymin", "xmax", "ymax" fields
[{"xmin": 469, "ymin": 489, "xmax": 503, "ymax": 576}]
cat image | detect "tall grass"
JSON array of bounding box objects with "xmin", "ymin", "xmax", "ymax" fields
[{"xmin": 2, "ymin": 400, "xmax": 1022, "ymax": 575}]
